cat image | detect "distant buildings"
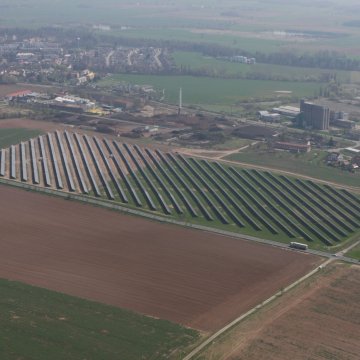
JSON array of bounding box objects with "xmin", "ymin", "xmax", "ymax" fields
[
  {"xmin": 114, "ymin": 98, "xmax": 133, "ymax": 109},
  {"xmin": 257, "ymin": 111, "xmax": 281, "ymax": 123},
  {"xmin": 273, "ymin": 106, "xmax": 300, "ymax": 119},
  {"xmin": 16, "ymin": 53, "xmax": 35, "ymax": 61},
  {"xmin": 3, "ymin": 90, "xmax": 33, "ymax": 100},
  {"xmin": 231, "ymin": 56, "xmax": 256, "ymax": 64},
  {"xmin": 300, "ymin": 99, "xmax": 330, "ymax": 130}
]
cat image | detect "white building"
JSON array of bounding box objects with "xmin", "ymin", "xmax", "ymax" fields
[{"xmin": 16, "ymin": 53, "xmax": 35, "ymax": 61}]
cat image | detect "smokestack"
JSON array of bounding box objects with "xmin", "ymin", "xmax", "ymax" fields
[
  {"xmin": 77, "ymin": 38, "xmax": 80, "ymax": 50},
  {"xmin": 178, "ymin": 87, "xmax": 182, "ymax": 115}
]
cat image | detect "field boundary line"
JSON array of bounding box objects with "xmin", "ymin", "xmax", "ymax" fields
[{"xmin": 1, "ymin": 178, "xmax": 359, "ymax": 264}]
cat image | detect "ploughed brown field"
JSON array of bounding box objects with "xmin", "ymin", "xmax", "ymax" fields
[
  {"xmin": 0, "ymin": 186, "xmax": 319, "ymax": 332},
  {"xmin": 199, "ymin": 263, "xmax": 360, "ymax": 359}
]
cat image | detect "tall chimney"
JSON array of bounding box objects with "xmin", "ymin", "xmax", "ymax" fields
[{"xmin": 178, "ymin": 87, "xmax": 182, "ymax": 115}]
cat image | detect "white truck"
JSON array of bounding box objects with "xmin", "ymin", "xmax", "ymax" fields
[{"xmin": 290, "ymin": 242, "xmax": 308, "ymax": 250}]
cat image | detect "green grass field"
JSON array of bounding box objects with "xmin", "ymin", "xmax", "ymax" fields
[
  {"xmin": 99, "ymin": 74, "xmax": 321, "ymax": 104},
  {"xmin": 0, "ymin": 128, "xmax": 44, "ymax": 150},
  {"xmin": 0, "ymin": 277, "xmax": 200, "ymax": 360},
  {"xmin": 173, "ymin": 52, "xmax": 354, "ymax": 83},
  {"xmin": 346, "ymin": 243, "xmax": 360, "ymax": 260}
]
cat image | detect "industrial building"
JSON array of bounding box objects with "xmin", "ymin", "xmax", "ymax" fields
[
  {"xmin": 263, "ymin": 113, "xmax": 281, "ymax": 123},
  {"xmin": 272, "ymin": 106, "xmax": 300, "ymax": 119},
  {"xmin": 300, "ymin": 99, "xmax": 330, "ymax": 130},
  {"xmin": 274, "ymin": 141, "xmax": 311, "ymax": 153},
  {"xmin": 114, "ymin": 98, "xmax": 133, "ymax": 109}
]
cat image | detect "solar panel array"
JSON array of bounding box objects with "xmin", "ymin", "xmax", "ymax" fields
[
  {"xmin": 20, "ymin": 142, "xmax": 27, "ymax": 182},
  {"xmin": 64, "ymin": 131, "xmax": 88, "ymax": 194},
  {"xmin": 74, "ymin": 133, "xmax": 100, "ymax": 197},
  {"xmin": 10, "ymin": 145, "xmax": 16, "ymax": 179},
  {"xmin": 47, "ymin": 133, "xmax": 64, "ymax": 189},
  {"xmin": 0, "ymin": 149, "xmax": 6, "ymax": 177},
  {"xmin": 124, "ymin": 143, "xmax": 170, "ymax": 214},
  {"xmin": 94, "ymin": 136, "xmax": 128, "ymax": 203},
  {"xmin": 103, "ymin": 138, "xmax": 142, "ymax": 206},
  {"xmin": 29, "ymin": 139, "xmax": 39, "ymax": 184},
  {"xmin": 84, "ymin": 134, "xmax": 114, "ymax": 200},
  {"xmin": 55, "ymin": 131, "xmax": 75, "ymax": 192},
  {"xmin": 114, "ymin": 141, "xmax": 156, "ymax": 210},
  {"xmin": 3, "ymin": 130, "xmax": 360, "ymax": 248},
  {"xmin": 38, "ymin": 135, "xmax": 51, "ymax": 187}
]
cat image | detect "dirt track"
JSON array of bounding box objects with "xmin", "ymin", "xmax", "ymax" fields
[{"xmin": 0, "ymin": 185, "xmax": 318, "ymax": 332}]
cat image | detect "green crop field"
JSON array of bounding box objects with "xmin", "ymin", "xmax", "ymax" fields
[
  {"xmin": 99, "ymin": 74, "xmax": 321, "ymax": 104},
  {"xmin": 173, "ymin": 52, "xmax": 354, "ymax": 83},
  {"xmin": 347, "ymin": 247, "xmax": 360, "ymax": 260},
  {"xmin": 0, "ymin": 277, "xmax": 200, "ymax": 360},
  {"xmin": 0, "ymin": 128, "xmax": 44, "ymax": 150}
]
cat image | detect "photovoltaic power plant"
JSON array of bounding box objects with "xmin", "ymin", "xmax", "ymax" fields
[
  {"xmin": 47, "ymin": 132, "xmax": 64, "ymax": 189},
  {"xmin": 38, "ymin": 135, "xmax": 51, "ymax": 187},
  {"xmin": 55, "ymin": 131, "xmax": 75, "ymax": 192},
  {"xmin": 10, "ymin": 145, "xmax": 16, "ymax": 179},
  {"xmin": 29, "ymin": 139, "xmax": 39, "ymax": 184},
  {"xmin": 20, "ymin": 142, "xmax": 27, "ymax": 182},
  {"xmin": 134, "ymin": 145, "xmax": 183, "ymax": 214},
  {"xmin": 0, "ymin": 149, "xmax": 5, "ymax": 177},
  {"xmin": 113, "ymin": 140, "xmax": 156, "ymax": 210},
  {"xmin": 83, "ymin": 134, "xmax": 114, "ymax": 200},
  {"xmin": 124, "ymin": 142, "xmax": 171, "ymax": 214},
  {"xmin": 2, "ymin": 130, "xmax": 360, "ymax": 249},
  {"xmin": 103, "ymin": 138, "xmax": 142, "ymax": 207},
  {"xmin": 64, "ymin": 131, "xmax": 88, "ymax": 194},
  {"xmin": 74, "ymin": 132, "xmax": 100, "ymax": 197},
  {"xmin": 93, "ymin": 136, "xmax": 128, "ymax": 203}
]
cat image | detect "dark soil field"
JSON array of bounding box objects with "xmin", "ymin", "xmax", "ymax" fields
[
  {"xmin": 0, "ymin": 185, "xmax": 319, "ymax": 332},
  {"xmin": 199, "ymin": 263, "xmax": 360, "ymax": 360},
  {"xmin": 0, "ymin": 84, "xmax": 53, "ymax": 98}
]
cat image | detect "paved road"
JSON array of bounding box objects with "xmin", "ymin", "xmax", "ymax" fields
[{"xmin": 105, "ymin": 50, "xmax": 114, "ymax": 67}]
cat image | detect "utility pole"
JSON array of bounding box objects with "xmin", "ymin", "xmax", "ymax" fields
[{"xmin": 178, "ymin": 87, "xmax": 182, "ymax": 116}]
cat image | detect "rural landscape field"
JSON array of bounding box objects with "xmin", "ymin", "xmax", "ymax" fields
[{"xmin": 1, "ymin": 0, "xmax": 360, "ymax": 358}]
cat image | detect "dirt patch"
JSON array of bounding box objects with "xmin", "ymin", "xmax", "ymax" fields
[
  {"xmin": 0, "ymin": 85, "xmax": 54, "ymax": 99},
  {"xmin": 0, "ymin": 185, "xmax": 319, "ymax": 332},
  {"xmin": 199, "ymin": 263, "xmax": 360, "ymax": 359}
]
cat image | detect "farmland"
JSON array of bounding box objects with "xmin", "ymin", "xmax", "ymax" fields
[
  {"xmin": 1, "ymin": 130, "xmax": 360, "ymax": 252},
  {"xmin": 0, "ymin": 278, "xmax": 200, "ymax": 360},
  {"xmin": 0, "ymin": 128, "xmax": 44, "ymax": 150},
  {"xmin": 99, "ymin": 74, "xmax": 321, "ymax": 104},
  {"xmin": 197, "ymin": 263, "xmax": 360, "ymax": 360},
  {"xmin": 0, "ymin": 185, "xmax": 319, "ymax": 334},
  {"xmin": 173, "ymin": 51, "xmax": 354, "ymax": 83}
]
